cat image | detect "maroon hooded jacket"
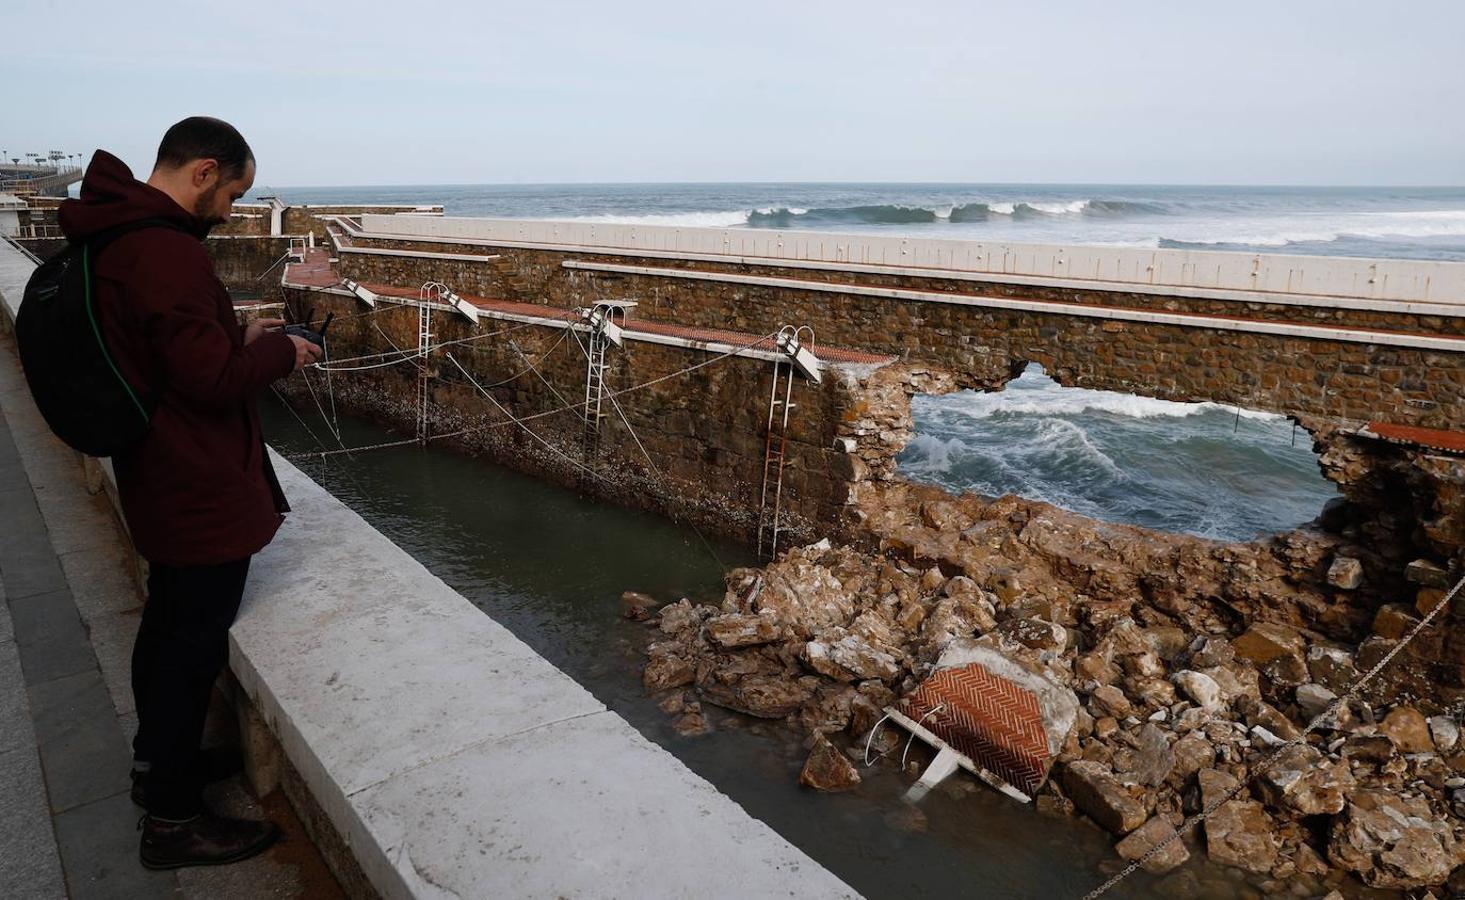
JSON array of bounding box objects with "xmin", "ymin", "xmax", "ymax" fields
[{"xmin": 58, "ymin": 150, "xmax": 297, "ymax": 566}]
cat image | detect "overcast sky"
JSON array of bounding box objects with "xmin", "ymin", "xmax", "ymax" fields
[{"xmin": 5, "ymin": 0, "xmax": 1462, "ymax": 187}]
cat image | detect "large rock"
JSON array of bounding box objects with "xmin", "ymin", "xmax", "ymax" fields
[
  {"xmin": 1203, "ymin": 796, "xmax": 1279, "ymax": 875},
  {"xmin": 1115, "ymin": 815, "xmax": 1190, "ymax": 874},
  {"xmin": 1124, "ymin": 724, "xmax": 1175, "ymax": 788},
  {"xmin": 1232, "ymin": 622, "xmax": 1307, "ymax": 687},
  {"xmin": 698, "ymin": 673, "xmax": 816, "ymax": 719},
  {"xmin": 1173, "ymin": 670, "xmax": 1223, "ymax": 711},
  {"xmin": 826, "ymin": 634, "xmax": 901, "ymax": 682},
  {"xmin": 705, "ymin": 613, "xmax": 782, "ymax": 648},
  {"xmin": 799, "ymin": 733, "xmax": 861, "ymax": 792},
  {"xmin": 1062, "ymin": 761, "xmax": 1147, "ymax": 835},
  {"xmin": 1379, "ymin": 706, "xmax": 1433, "ymax": 753},
  {"xmin": 1255, "ymin": 744, "xmax": 1352, "ymax": 816},
  {"xmin": 1327, "ymin": 556, "xmax": 1364, "ymax": 590},
  {"xmin": 1306, "ymin": 644, "xmax": 1358, "ymax": 693},
  {"xmin": 1329, "ymin": 791, "xmax": 1465, "ymax": 889},
  {"xmin": 643, "ymin": 651, "xmax": 695, "ymax": 692}
]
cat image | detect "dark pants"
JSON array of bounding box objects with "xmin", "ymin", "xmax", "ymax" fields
[{"xmin": 130, "ymin": 557, "xmax": 251, "ymax": 819}]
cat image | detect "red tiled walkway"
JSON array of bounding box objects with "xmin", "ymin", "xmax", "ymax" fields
[{"xmin": 283, "ymin": 250, "xmax": 893, "ymax": 366}]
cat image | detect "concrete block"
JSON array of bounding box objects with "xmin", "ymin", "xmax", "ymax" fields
[
  {"xmin": 8, "ymin": 588, "xmax": 98, "ymax": 686},
  {"xmin": 0, "ymin": 637, "xmax": 34, "ymax": 755},
  {"xmin": 349, "ymin": 712, "xmax": 856, "ymax": 899},
  {"xmin": 0, "ymin": 745, "xmax": 67, "ymax": 900},
  {"xmin": 53, "ymin": 790, "xmax": 177, "ymax": 899},
  {"xmin": 27, "ymin": 669, "xmax": 133, "ymax": 813}
]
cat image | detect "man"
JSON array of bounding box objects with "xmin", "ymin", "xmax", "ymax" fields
[{"xmin": 58, "ymin": 117, "xmax": 322, "ymax": 869}]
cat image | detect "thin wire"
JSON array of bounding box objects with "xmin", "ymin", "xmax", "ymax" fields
[
  {"xmin": 569, "ymin": 326, "xmax": 728, "ymax": 569},
  {"xmin": 1082, "ymin": 567, "xmax": 1465, "ymax": 899}
]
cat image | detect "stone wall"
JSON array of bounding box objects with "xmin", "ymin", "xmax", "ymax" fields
[
  {"xmin": 206, "ymin": 236, "xmax": 293, "ymax": 298},
  {"xmin": 277, "ymin": 287, "xmax": 890, "ymax": 546},
  {"xmin": 340, "ymin": 234, "xmax": 1465, "ymax": 431}
]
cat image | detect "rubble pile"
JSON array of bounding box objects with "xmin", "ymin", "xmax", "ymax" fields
[{"xmin": 638, "ymin": 484, "xmax": 1465, "ymax": 893}]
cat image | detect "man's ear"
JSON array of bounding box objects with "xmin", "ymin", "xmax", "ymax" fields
[{"xmin": 191, "ymin": 158, "xmax": 220, "ymax": 188}]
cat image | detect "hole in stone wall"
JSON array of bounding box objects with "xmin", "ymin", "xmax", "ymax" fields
[{"xmin": 897, "ymin": 363, "xmax": 1339, "ymax": 541}]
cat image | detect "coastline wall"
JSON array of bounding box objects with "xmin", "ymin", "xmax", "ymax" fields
[{"xmin": 343, "ymin": 216, "xmax": 1465, "ymax": 431}]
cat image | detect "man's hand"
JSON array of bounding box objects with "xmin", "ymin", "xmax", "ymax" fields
[
  {"xmin": 289, "ymin": 335, "xmax": 324, "ymax": 371},
  {"xmin": 244, "ymin": 317, "xmax": 284, "ymax": 346}
]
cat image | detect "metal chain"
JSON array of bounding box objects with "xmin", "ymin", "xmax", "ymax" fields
[{"xmin": 1081, "ymin": 567, "xmax": 1465, "ymax": 899}]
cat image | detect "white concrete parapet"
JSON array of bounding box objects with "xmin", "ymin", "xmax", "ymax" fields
[{"xmin": 360, "ymin": 214, "xmax": 1465, "ymax": 305}]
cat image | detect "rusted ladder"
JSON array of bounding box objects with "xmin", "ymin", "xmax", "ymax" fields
[
  {"xmin": 417, "ymin": 282, "xmax": 447, "ymax": 446},
  {"xmin": 757, "ymin": 354, "xmax": 797, "ymax": 558}
]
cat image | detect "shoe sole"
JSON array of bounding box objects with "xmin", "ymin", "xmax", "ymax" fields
[{"xmin": 139, "ymin": 826, "xmax": 280, "ymax": 871}]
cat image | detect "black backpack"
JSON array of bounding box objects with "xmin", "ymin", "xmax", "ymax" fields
[{"xmin": 15, "ymin": 218, "xmax": 182, "ymax": 457}]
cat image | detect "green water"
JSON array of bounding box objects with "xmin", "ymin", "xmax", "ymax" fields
[{"xmin": 261, "ymin": 397, "xmax": 1245, "ymax": 900}]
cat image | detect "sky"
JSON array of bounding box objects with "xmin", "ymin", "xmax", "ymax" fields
[{"xmin": 4, "ymin": 0, "xmax": 1463, "ymax": 187}]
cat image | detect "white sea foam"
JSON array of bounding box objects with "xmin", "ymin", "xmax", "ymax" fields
[
  {"xmin": 987, "ymin": 202, "xmax": 1016, "ymax": 215},
  {"xmin": 918, "ymin": 378, "xmax": 1282, "ymax": 422},
  {"xmin": 558, "ymin": 210, "xmax": 753, "ymax": 228},
  {"xmin": 1025, "ymin": 200, "xmax": 1091, "ymax": 215}
]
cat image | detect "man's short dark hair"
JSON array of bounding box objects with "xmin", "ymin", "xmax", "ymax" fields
[{"xmin": 154, "ymin": 116, "xmax": 254, "ymax": 179}]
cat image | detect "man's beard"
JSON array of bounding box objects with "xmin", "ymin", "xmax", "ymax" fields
[{"xmin": 192, "ymin": 184, "xmax": 227, "ymax": 229}]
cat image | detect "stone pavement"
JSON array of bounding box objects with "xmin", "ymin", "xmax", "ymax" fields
[{"xmin": 0, "ymin": 331, "xmax": 342, "ymax": 899}]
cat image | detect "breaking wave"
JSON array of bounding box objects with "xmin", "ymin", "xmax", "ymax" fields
[{"xmin": 925, "ymin": 380, "xmax": 1282, "ymax": 422}]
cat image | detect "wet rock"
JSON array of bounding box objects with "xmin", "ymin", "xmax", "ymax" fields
[
  {"xmin": 1295, "ymin": 683, "xmax": 1338, "ymax": 722},
  {"xmin": 672, "ymin": 709, "xmax": 711, "ymax": 736},
  {"xmin": 1115, "ymin": 815, "xmax": 1190, "ymax": 874},
  {"xmin": 799, "ymin": 684, "xmax": 856, "ymax": 734},
  {"xmin": 1429, "ymin": 715, "xmax": 1461, "ymax": 754},
  {"xmin": 825, "ymin": 634, "xmax": 901, "ymax": 682},
  {"xmin": 621, "ymin": 590, "xmax": 660, "ymax": 621},
  {"xmin": 1416, "ymin": 587, "xmax": 1447, "ymax": 618},
  {"xmin": 1343, "ymin": 733, "xmax": 1397, "ymax": 765},
  {"xmin": 1238, "ymin": 697, "xmax": 1301, "ymax": 741},
  {"xmin": 1170, "ymin": 732, "xmax": 1215, "ymax": 785},
  {"xmin": 1380, "ymin": 706, "xmax": 1434, "ymax": 753},
  {"xmin": 1327, "ymin": 556, "xmax": 1364, "ymax": 590},
  {"xmin": 799, "ymin": 733, "xmax": 861, "ymax": 792},
  {"xmin": 1203, "ymin": 794, "xmax": 1279, "ymax": 875},
  {"xmin": 1307, "ymin": 644, "xmax": 1359, "ymax": 694},
  {"xmin": 1122, "ymin": 723, "xmax": 1175, "ymax": 788},
  {"xmin": 1255, "ymin": 744, "xmax": 1352, "ymax": 816},
  {"xmin": 1406, "ymin": 558, "xmax": 1451, "ymax": 589},
  {"xmin": 699, "ymin": 673, "xmax": 816, "ymax": 719},
  {"xmin": 705, "ymin": 613, "xmax": 782, "ymax": 648},
  {"xmin": 801, "ymin": 639, "xmax": 857, "ymax": 683},
  {"xmin": 1173, "ymin": 670, "xmax": 1223, "ymax": 711},
  {"xmin": 1189, "ymin": 637, "xmax": 1235, "ymax": 670},
  {"xmin": 1233, "ymin": 622, "xmax": 1308, "ymax": 687},
  {"xmin": 1329, "ymin": 790, "xmax": 1465, "ymax": 889},
  {"xmin": 1372, "ymin": 603, "xmax": 1421, "ymax": 640},
  {"xmin": 998, "ymin": 617, "xmax": 1067, "ymax": 652},
  {"xmin": 643, "ymin": 652, "xmax": 695, "ymax": 693},
  {"xmin": 658, "ymin": 599, "xmax": 699, "ymax": 636},
  {"xmin": 1090, "ymin": 684, "xmax": 1133, "ymax": 719},
  {"xmin": 1062, "ymin": 761, "xmax": 1147, "ymax": 835}
]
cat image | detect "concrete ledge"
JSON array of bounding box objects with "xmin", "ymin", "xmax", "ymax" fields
[{"xmin": 232, "ymin": 452, "xmax": 855, "ymax": 898}]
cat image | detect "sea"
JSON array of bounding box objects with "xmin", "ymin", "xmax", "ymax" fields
[{"xmin": 254, "ymin": 182, "xmax": 1465, "ymax": 540}]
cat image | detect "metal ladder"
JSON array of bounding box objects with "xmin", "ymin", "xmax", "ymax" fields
[
  {"xmin": 581, "ymin": 311, "xmax": 613, "ymax": 464},
  {"xmin": 417, "ymin": 282, "xmax": 446, "ymax": 446},
  {"xmin": 757, "ymin": 326, "xmax": 816, "ymax": 558}
]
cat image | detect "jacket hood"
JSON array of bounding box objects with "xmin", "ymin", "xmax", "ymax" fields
[{"xmin": 58, "ymin": 150, "xmax": 210, "ymax": 242}]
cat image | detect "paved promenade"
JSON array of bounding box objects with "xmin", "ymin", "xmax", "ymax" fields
[{"xmin": 0, "ymin": 331, "xmax": 340, "ymax": 898}]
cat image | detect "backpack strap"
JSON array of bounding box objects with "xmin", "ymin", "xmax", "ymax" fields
[{"xmin": 77, "ymin": 218, "xmax": 187, "ymax": 423}]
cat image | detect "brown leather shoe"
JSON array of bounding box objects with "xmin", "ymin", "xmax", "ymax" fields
[{"xmin": 139, "ymin": 812, "xmax": 280, "ymax": 870}]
